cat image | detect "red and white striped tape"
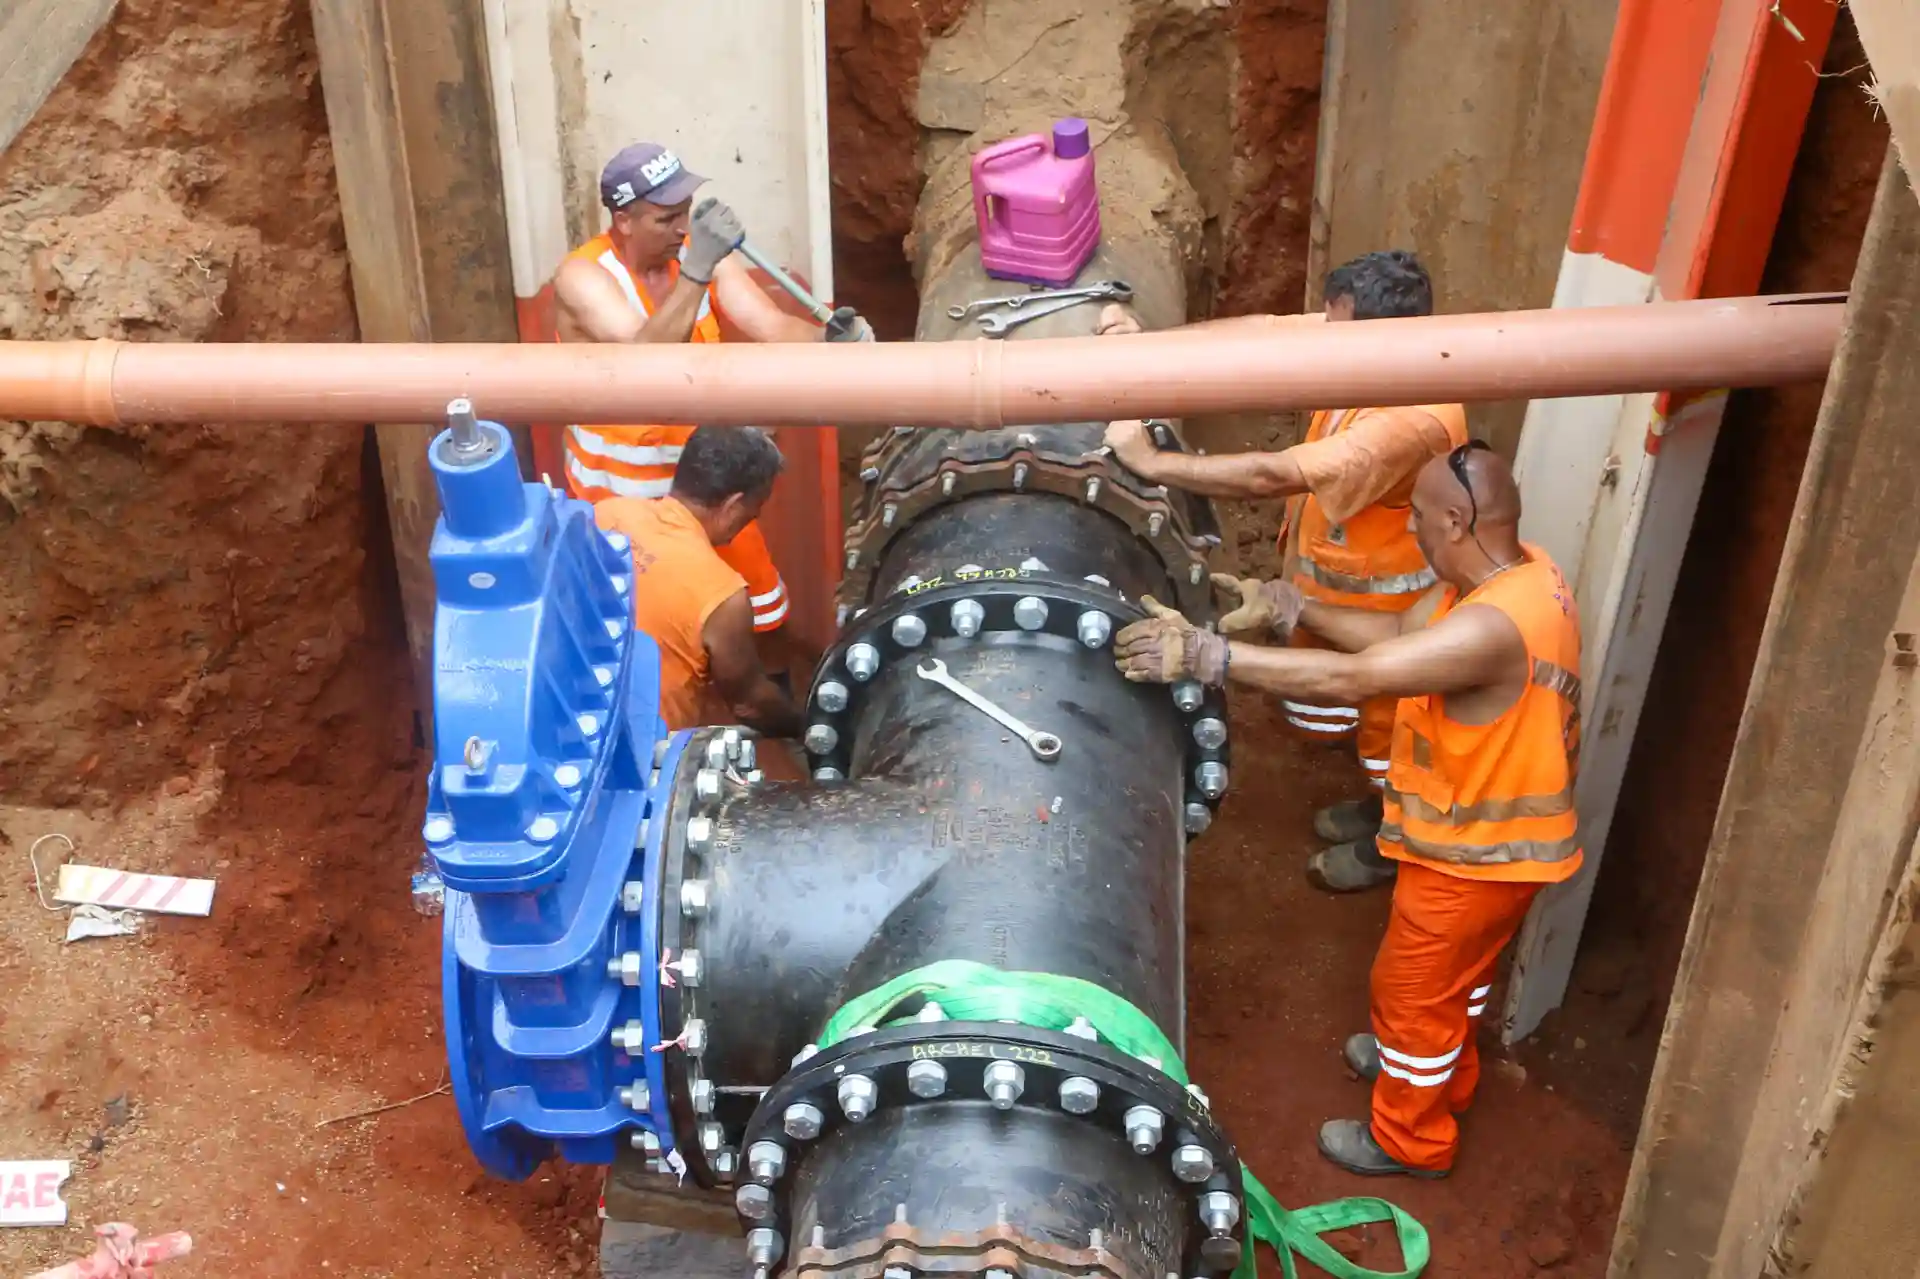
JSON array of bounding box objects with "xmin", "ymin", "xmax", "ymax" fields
[{"xmin": 54, "ymin": 865, "xmax": 215, "ymax": 917}]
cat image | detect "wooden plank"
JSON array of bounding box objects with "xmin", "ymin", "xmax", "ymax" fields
[
  {"xmin": 1847, "ymin": 0, "xmax": 1920, "ymax": 206},
  {"xmin": 311, "ymin": 0, "xmax": 519, "ymax": 730},
  {"xmin": 602, "ymin": 1150, "xmax": 742, "ymax": 1235},
  {"xmin": 1771, "ymin": 832, "xmax": 1920, "ymax": 1274},
  {"xmin": 1608, "ymin": 147, "xmax": 1920, "ymax": 1277},
  {"xmin": 0, "ymin": 0, "xmax": 119, "ymax": 157},
  {"xmin": 1723, "ymin": 538, "xmax": 1920, "ymax": 1275}
]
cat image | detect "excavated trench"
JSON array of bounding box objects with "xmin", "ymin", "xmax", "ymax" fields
[{"xmin": 0, "ymin": 0, "xmax": 1889, "ymax": 1275}]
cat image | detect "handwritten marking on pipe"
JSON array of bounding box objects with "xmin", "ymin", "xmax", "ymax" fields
[
  {"xmin": 910, "ymin": 1041, "xmax": 1057, "ymax": 1067},
  {"xmin": 0, "ymin": 1160, "xmax": 71, "ymax": 1226}
]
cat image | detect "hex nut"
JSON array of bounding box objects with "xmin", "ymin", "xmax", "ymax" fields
[
  {"xmin": 678, "ymin": 949, "xmax": 703, "ymax": 987},
  {"xmin": 683, "ymin": 1018, "xmax": 709, "ymax": 1056},
  {"xmin": 804, "ymin": 723, "xmax": 839, "ymax": 755},
  {"xmin": 1058, "ymin": 1076, "xmax": 1101, "ymax": 1115},
  {"xmin": 1199, "ymin": 1190, "xmax": 1242, "ymax": 1233},
  {"xmin": 906, "ymin": 1059, "xmax": 948, "ymax": 1099},
  {"xmin": 747, "ymin": 1140, "xmax": 787, "ymax": 1182},
  {"xmin": 1013, "ymin": 596, "xmax": 1050, "ymax": 631},
  {"xmin": 680, "ymin": 878, "xmax": 711, "ymax": 918},
  {"xmin": 1192, "ymin": 717, "xmax": 1228, "ymax": 751},
  {"xmin": 783, "ymin": 1102, "xmax": 825, "ymax": 1140},
  {"xmin": 845, "ymin": 642, "xmax": 881, "ymax": 683},
  {"xmin": 632, "ymin": 1129, "xmax": 661, "ymax": 1154},
  {"xmin": 950, "ymin": 598, "xmax": 986, "ymax": 638},
  {"xmin": 621, "ymin": 880, "xmax": 646, "ymax": 914},
  {"xmin": 700, "ymin": 1121, "xmax": 724, "ymax": 1154},
  {"xmin": 1172, "ymin": 679, "xmax": 1205, "ymax": 713},
  {"xmin": 736, "ymin": 1183, "xmax": 773, "ymax": 1220},
  {"xmin": 694, "ymin": 768, "xmax": 723, "ymax": 804},
  {"xmin": 610, "ymin": 1019, "xmax": 644, "ymax": 1051},
  {"xmin": 983, "ymin": 1060, "xmax": 1026, "ymax": 1110},
  {"xmin": 817, "ymin": 680, "xmax": 851, "ymax": 713},
  {"xmin": 686, "ymin": 815, "xmax": 715, "ymax": 853},
  {"xmin": 1196, "ymin": 761, "xmax": 1229, "ymax": 799},
  {"xmin": 1185, "ymin": 802, "xmax": 1213, "ymax": 836},
  {"xmin": 746, "ymin": 1228, "xmax": 785, "ymax": 1268},
  {"xmin": 607, "ymin": 952, "xmax": 641, "ymax": 986},
  {"xmin": 1124, "ymin": 1104, "xmax": 1165, "ymax": 1154},
  {"xmin": 838, "ymin": 1074, "xmax": 879, "ymax": 1121},
  {"xmin": 691, "ymin": 1078, "xmax": 715, "ymax": 1114},
  {"xmin": 1171, "ymin": 1144, "xmax": 1216, "ymax": 1184},
  {"xmin": 891, "ymin": 614, "xmax": 928, "ymax": 648},
  {"xmin": 1076, "ymin": 610, "xmax": 1113, "ymax": 649}
]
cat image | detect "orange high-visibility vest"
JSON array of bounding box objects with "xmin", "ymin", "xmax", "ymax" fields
[
  {"xmin": 1281, "ymin": 404, "xmax": 1469, "ymax": 612},
  {"xmin": 1377, "ymin": 545, "xmax": 1583, "ymax": 882},
  {"xmin": 561, "ymin": 234, "xmax": 722, "ymax": 501}
]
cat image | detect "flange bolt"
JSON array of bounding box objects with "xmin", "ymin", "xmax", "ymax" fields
[
  {"xmin": 1059, "ymin": 1076, "xmax": 1101, "ymax": 1115},
  {"xmin": 1199, "ymin": 1190, "xmax": 1242, "ymax": 1236},
  {"xmin": 838, "ymin": 1074, "xmax": 878, "ymax": 1122},
  {"xmin": 846, "ymin": 643, "xmax": 881, "ymax": 683},
  {"xmin": 804, "ymin": 723, "xmax": 839, "ymax": 755},
  {"xmin": 1172, "ymin": 1144, "xmax": 1216, "ymax": 1184},
  {"xmin": 683, "ymin": 1018, "xmax": 709, "ymax": 1056},
  {"xmin": 631, "ymin": 1129, "xmax": 661, "ymax": 1154},
  {"xmin": 699, "ymin": 1122, "xmax": 724, "ymax": 1154},
  {"xmin": 686, "ymin": 815, "xmax": 715, "ymax": 853},
  {"xmin": 618, "ymin": 1082, "xmax": 651, "ymax": 1112},
  {"xmin": 1124, "ymin": 1104, "xmax": 1165, "ymax": 1154},
  {"xmin": 1185, "ymin": 802, "xmax": 1213, "ymax": 835},
  {"xmin": 783, "ymin": 1101, "xmax": 825, "ymax": 1140},
  {"xmin": 1076, "ymin": 610, "xmax": 1113, "ymax": 648},
  {"xmin": 610, "ymin": 1020, "xmax": 644, "ymax": 1051},
  {"xmin": 817, "ymin": 680, "xmax": 851, "ymax": 713},
  {"xmin": 736, "ymin": 1183, "xmax": 773, "ymax": 1221},
  {"xmin": 694, "ymin": 768, "xmax": 722, "ymax": 804},
  {"xmin": 1193, "ymin": 717, "xmax": 1228, "ymax": 751},
  {"xmin": 607, "ymin": 952, "xmax": 641, "ymax": 986},
  {"xmin": 951, "ymin": 599, "xmax": 986, "ymax": 638},
  {"xmin": 891, "ymin": 613, "xmax": 928, "ymax": 648},
  {"xmin": 691, "ymin": 1078, "xmax": 715, "ymax": 1114},
  {"xmin": 1013, "ymin": 597, "xmax": 1049, "ymax": 630},
  {"xmin": 747, "ymin": 1140, "xmax": 786, "ymax": 1183},
  {"xmin": 984, "ymin": 1060, "xmax": 1026, "ymax": 1110},
  {"xmin": 813, "ymin": 766, "xmax": 845, "ymax": 783},
  {"xmin": 1196, "ymin": 761, "xmax": 1230, "ymax": 799},
  {"xmin": 1172, "ymin": 679, "xmax": 1204, "ymax": 713},
  {"xmin": 680, "ymin": 878, "xmax": 711, "ymax": 918},
  {"xmin": 678, "ymin": 949, "xmax": 703, "ymax": 987},
  {"xmin": 907, "ymin": 1059, "xmax": 948, "ymax": 1099},
  {"xmin": 746, "ymin": 1228, "xmax": 785, "ymax": 1270}
]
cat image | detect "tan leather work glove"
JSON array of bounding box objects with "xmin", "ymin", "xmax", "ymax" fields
[
  {"xmin": 1113, "ymin": 597, "xmax": 1229, "ymax": 687},
  {"xmin": 1210, "ymin": 573, "xmax": 1306, "ymax": 640}
]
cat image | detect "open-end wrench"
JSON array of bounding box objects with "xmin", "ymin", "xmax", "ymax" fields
[
  {"xmin": 977, "ymin": 285, "xmax": 1134, "ymax": 338},
  {"xmin": 947, "ymin": 279, "xmax": 1134, "ymax": 322},
  {"xmin": 914, "ymin": 658, "xmax": 1063, "ymax": 761}
]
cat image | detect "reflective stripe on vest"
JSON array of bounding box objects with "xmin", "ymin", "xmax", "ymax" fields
[
  {"xmin": 596, "ymin": 248, "xmax": 714, "ymax": 329},
  {"xmin": 1298, "ymin": 558, "xmax": 1438, "ymax": 597}
]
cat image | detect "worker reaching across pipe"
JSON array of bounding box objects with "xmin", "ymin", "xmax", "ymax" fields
[
  {"xmin": 1110, "ymin": 443, "xmax": 1581, "ymax": 1179},
  {"xmin": 593, "ymin": 426, "xmax": 805, "ymax": 742},
  {"xmin": 554, "ymin": 141, "xmax": 874, "ymax": 641},
  {"xmin": 1099, "ymin": 251, "xmax": 1467, "ymax": 892}
]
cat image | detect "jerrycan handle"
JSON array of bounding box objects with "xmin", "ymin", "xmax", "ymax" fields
[{"xmin": 971, "ymin": 134, "xmax": 1049, "ymax": 228}]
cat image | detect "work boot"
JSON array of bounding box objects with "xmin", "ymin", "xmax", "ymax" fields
[
  {"xmin": 1342, "ymin": 1033, "xmax": 1381, "ymax": 1083},
  {"xmin": 1312, "ymin": 793, "xmax": 1384, "ymax": 844},
  {"xmin": 1316, "ymin": 1119, "xmax": 1450, "ymax": 1180},
  {"xmin": 1306, "ymin": 841, "xmax": 1397, "ymax": 893}
]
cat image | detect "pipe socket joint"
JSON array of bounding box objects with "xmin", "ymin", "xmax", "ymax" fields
[
  {"xmin": 983, "ymin": 1060, "xmax": 1025, "ymax": 1110},
  {"xmin": 950, "ymin": 598, "xmax": 986, "ymax": 638},
  {"xmin": 1059, "ymin": 1075, "xmax": 1101, "ymax": 1115},
  {"xmin": 1013, "ymin": 597, "xmax": 1050, "ymax": 631},
  {"xmin": 906, "ymin": 1059, "xmax": 948, "ymax": 1099},
  {"xmin": 1124, "ymin": 1104, "xmax": 1165, "ymax": 1154},
  {"xmin": 1171, "ymin": 1144, "xmax": 1216, "ymax": 1183},
  {"xmin": 1076, "ymin": 610, "xmax": 1113, "ymax": 649},
  {"xmin": 845, "ymin": 643, "xmax": 881, "ymax": 683},
  {"xmin": 816, "ymin": 680, "xmax": 851, "ymax": 713},
  {"xmin": 838, "ymin": 1074, "xmax": 878, "ymax": 1122},
  {"xmin": 782, "ymin": 1101, "xmax": 825, "ymax": 1140}
]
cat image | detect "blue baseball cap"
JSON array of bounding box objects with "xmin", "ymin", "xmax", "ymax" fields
[{"xmin": 600, "ymin": 143, "xmax": 706, "ymax": 210}]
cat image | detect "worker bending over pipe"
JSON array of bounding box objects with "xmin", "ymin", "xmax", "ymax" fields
[
  {"xmin": 553, "ymin": 141, "xmax": 874, "ymax": 643},
  {"xmin": 1109, "ymin": 444, "xmax": 1582, "ymax": 1179},
  {"xmin": 593, "ymin": 426, "xmax": 804, "ymax": 742},
  {"xmin": 1101, "ymin": 251, "xmax": 1467, "ymax": 892}
]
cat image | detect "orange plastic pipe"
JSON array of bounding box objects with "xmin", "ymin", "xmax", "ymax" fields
[{"xmin": 0, "ymin": 294, "xmax": 1842, "ymax": 427}]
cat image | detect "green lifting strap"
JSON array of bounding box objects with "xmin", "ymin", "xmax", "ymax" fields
[{"xmin": 817, "ymin": 961, "xmax": 1431, "ymax": 1279}]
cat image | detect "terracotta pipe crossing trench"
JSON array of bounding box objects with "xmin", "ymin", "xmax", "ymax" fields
[{"xmin": 0, "ymin": 294, "xmax": 1843, "ymax": 427}]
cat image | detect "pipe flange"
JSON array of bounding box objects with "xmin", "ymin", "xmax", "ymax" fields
[
  {"xmin": 841, "ymin": 432, "xmax": 1222, "ymax": 621},
  {"xmin": 736, "ymin": 1020, "xmax": 1246, "ymax": 1279},
  {"xmin": 804, "ymin": 576, "xmax": 1231, "ymax": 812}
]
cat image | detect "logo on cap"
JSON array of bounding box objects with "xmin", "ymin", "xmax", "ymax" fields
[{"xmin": 641, "ymin": 150, "xmax": 682, "ymax": 189}]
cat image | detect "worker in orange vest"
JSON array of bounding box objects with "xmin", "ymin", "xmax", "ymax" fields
[
  {"xmin": 1100, "ymin": 251, "xmax": 1467, "ymax": 893},
  {"xmin": 554, "ymin": 141, "xmax": 873, "ymax": 641},
  {"xmin": 593, "ymin": 426, "xmax": 804, "ymax": 739},
  {"xmin": 1111, "ymin": 443, "xmax": 1581, "ymax": 1178}
]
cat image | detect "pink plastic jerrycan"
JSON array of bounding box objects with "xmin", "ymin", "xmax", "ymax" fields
[{"xmin": 971, "ymin": 118, "xmax": 1102, "ymax": 286}]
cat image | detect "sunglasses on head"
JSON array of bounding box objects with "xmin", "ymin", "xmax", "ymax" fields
[{"xmin": 1448, "ymin": 438, "xmax": 1495, "ymax": 533}]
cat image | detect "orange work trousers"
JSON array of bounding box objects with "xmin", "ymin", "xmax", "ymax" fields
[
  {"xmin": 1281, "ymin": 629, "xmax": 1394, "ymax": 789},
  {"xmin": 1368, "ymin": 859, "xmax": 1541, "ymax": 1171}
]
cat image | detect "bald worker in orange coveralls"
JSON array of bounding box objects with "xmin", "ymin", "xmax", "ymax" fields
[
  {"xmin": 1109, "ymin": 443, "xmax": 1582, "ymax": 1178},
  {"xmin": 1099, "ymin": 250, "xmax": 1467, "ymax": 894}
]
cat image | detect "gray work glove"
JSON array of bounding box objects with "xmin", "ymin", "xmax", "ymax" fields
[
  {"xmin": 824, "ymin": 306, "xmax": 875, "ymax": 343},
  {"xmin": 1114, "ymin": 598, "xmax": 1230, "ymax": 688},
  {"xmin": 683, "ymin": 198, "xmax": 746, "ymax": 284},
  {"xmin": 1211, "ymin": 573, "xmax": 1306, "ymax": 640}
]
